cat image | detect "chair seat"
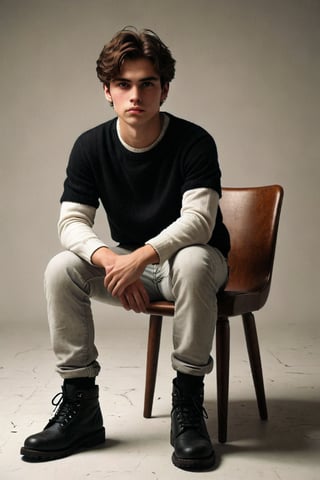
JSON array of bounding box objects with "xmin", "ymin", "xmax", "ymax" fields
[
  {"xmin": 146, "ymin": 301, "xmax": 175, "ymax": 316},
  {"xmin": 217, "ymin": 286, "xmax": 270, "ymax": 317}
]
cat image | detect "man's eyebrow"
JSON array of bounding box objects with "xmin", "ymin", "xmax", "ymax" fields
[
  {"xmin": 113, "ymin": 76, "xmax": 160, "ymax": 82},
  {"xmin": 139, "ymin": 76, "xmax": 159, "ymax": 82}
]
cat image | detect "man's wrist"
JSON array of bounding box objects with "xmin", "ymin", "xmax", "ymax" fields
[
  {"xmin": 91, "ymin": 246, "xmax": 116, "ymax": 268},
  {"xmin": 133, "ymin": 244, "xmax": 159, "ymax": 266}
]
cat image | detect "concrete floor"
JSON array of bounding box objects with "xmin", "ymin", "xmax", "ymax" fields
[{"xmin": 1, "ymin": 307, "xmax": 319, "ymax": 480}]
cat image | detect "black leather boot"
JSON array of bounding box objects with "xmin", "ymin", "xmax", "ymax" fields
[
  {"xmin": 21, "ymin": 383, "xmax": 105, "ymax": 461},
  {"xmin": 171, "ymin": 379, "xmax": 215, "ymax": 471}
]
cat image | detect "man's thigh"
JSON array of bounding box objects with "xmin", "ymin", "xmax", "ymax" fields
[{"xmin": 157, "ymin": 245, "xmax": 228, "ymax": 300}]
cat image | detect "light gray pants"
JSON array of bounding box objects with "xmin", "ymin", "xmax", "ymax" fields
[{"xmin": 44, "ymin": 245, "xmax": 228, "ymax": 379}]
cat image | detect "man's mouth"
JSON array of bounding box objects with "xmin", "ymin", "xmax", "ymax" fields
[{"xmin": 127, "ymin": 107, "xmax": 144, "ymax": 113}]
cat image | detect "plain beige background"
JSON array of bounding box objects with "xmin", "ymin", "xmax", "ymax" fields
[
  {"xmin": 1, "ymin": 2, "xmax": 320, "ymax": 479},
  {"xmin": 1, "ymin": 0, "xmax": 319, "ymax": 335}
]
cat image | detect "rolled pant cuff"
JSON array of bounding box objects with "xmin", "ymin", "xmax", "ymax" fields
[
  {"xmin": 56, "ymin": 361, "xmax": 101, "ymax": 379},
  {"xmin": 171, "ymin": 354, "xmax": 213, "ymax": 376}
]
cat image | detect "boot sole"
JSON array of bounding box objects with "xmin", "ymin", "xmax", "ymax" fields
[
  {"xmin": 171, "ymin": 451, "xmax": 216, "ymax": 471},
  {"xmin": 20, "ymin": 427, "xmax": 106, "ymax": 462},
  {"xmin": 170, "ymin": 430, "xmax": 216, "ymax": 471}
]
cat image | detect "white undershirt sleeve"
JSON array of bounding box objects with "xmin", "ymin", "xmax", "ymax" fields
[
  {"xmin": 146, "ymin": 187, "xmax": 219, "ymax": 264},
  {"xmin": 58, "ymin": 202, "xmax": 108, "ymax": 264},
  {"xmin": 58, "ymin": 187, "xmax": 219, "ymax": 266}
]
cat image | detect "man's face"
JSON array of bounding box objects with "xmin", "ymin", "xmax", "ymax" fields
[{"xmin": 104, "ymin": 58, "xmax": 169, "ymax": 129}]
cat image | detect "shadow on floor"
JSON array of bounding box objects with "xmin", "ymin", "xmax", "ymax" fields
[{"xmin": 205, "ymin": 397, "xmax": 320, "ymax": 456}]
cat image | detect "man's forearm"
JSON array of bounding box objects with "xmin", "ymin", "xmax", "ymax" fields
[
  {"xmin": 146, "ymin": 188, "xmax": 219, "ymax": 264},
  {"xmin": 58, "ymin": 202, "xmax": 107, "ymax": 264},
  {"xmin": 130, "ymin": 244, "xmax": 160, "ymax": 266},
  {"xmin": 91, "ymin": 244, "xmax": 159, "ymax": 270}
]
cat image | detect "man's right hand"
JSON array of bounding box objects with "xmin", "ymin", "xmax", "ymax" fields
[{"xmin": 91, "ymin": 246, "xmax": 151, "ymax": 313}]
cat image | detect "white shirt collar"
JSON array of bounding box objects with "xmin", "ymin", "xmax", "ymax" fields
[{"xmin": 116, "ymin": 113, "xmax": 170, "ymax": 153}]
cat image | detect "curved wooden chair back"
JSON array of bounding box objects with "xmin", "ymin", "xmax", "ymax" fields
[{"xmin": 221, "ymin": 185, "xmax": 283, "ymax": 296}]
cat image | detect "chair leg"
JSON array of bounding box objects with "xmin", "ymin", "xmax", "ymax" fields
[
  {"xmin": 242, "ymin": 312, "xmax": 268, "ymax": 420},
  {"xmin": 216, "ymin": 315, "xmax": 230, "ymax": 443},
  {"xmin": 143, "ymin": 314, "xmax": 163, "ymax": 418}
]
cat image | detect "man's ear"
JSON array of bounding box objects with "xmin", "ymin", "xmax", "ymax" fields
[
  {"xmin": 103, "ymin": 84, "xmax": 112, "ymax": 103},
  {"xmin": 161, "ymin": 82, "xmax": 169, "ymax": 104},
  {"xmin": 103, "ymin": 84, "xmax": 112, "ymax": 102},
  {"xmin": 103, "ymin": 84, "xmax": 114, "ymax": 107}
]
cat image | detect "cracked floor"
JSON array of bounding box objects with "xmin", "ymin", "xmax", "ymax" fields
[{"xmin": 1, "ymin": 308, "xmax": 319, "ymax": 480}]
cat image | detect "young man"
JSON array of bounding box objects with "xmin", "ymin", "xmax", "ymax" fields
[{"xmin": 21, "ymin": 28, "xmax": 230, "ymax": 471}]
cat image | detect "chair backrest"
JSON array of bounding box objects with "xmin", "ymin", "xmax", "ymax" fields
[{"xmin": 220, "ymin": 185, "xmax": 284, "ymax": 293}]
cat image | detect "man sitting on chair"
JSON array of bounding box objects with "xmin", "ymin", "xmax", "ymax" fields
[{"xmin": 21, "ymin": 27, "xmax": 230, "ymax": 471}]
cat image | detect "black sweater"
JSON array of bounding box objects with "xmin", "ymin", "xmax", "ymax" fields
[{"xmin": 61, "ymin": 113, "xmax": 230, "ymax": 257}]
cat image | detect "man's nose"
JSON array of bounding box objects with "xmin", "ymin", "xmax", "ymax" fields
[{"xmin": 130, "ymin": 85, "xmax": 141, "ymax": 103}]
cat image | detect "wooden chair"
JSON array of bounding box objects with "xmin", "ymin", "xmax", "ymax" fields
[{"xmin": 143, "ymin": 185, "xmax": 284, "ymax": 443}]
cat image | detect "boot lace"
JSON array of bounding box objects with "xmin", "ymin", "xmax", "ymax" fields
[
  {"xmin": 48, "ymin": 391, "xmax": 83, "ymax": 427},
  {"xmin": 173, "ymin": 394, "xmax": 208, "ymax": 431}
]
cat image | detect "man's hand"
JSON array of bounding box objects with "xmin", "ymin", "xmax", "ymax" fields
[
  {"xmin": 91, "ymin": 245, "xmax": 159, "ymax": 313},
  {"xmin": 103, "ymin": 252, "xmax": 146, "ymax": 297},
  {"xmin": 118, "ymin": 279, "xmax": 150, "ymax": 313}
]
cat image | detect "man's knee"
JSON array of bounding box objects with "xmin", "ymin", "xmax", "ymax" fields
[
  {"xmin": 44, "ymin": 251, "xmax": 82, "ymax": 292},
  {"xmin": 171, "ymin": 245, "xmax": 213, "ymax": 278}
]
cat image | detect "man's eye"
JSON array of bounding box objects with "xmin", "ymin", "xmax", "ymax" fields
[
  {"xmin": 118, "ymin": 82, "xmax": 129, "ymax": 88},
  {"xmin": 142, "ymin": 81, "xmax": 153, "ymax": 87}
]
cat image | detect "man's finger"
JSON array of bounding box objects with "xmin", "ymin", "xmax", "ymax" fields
[{"xmin": 119, "ymin": 294, "xmax": 130, "ymax": 310}]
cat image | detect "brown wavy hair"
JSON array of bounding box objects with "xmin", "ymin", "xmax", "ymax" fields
[{"xmin": 96, "ymin": 27, "xmax": 176, "ymax": 87}]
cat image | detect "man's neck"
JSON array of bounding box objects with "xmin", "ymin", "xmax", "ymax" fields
[{"xmin": 118, "ymin": 114, "xmax": 163, "ymax": 149}]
